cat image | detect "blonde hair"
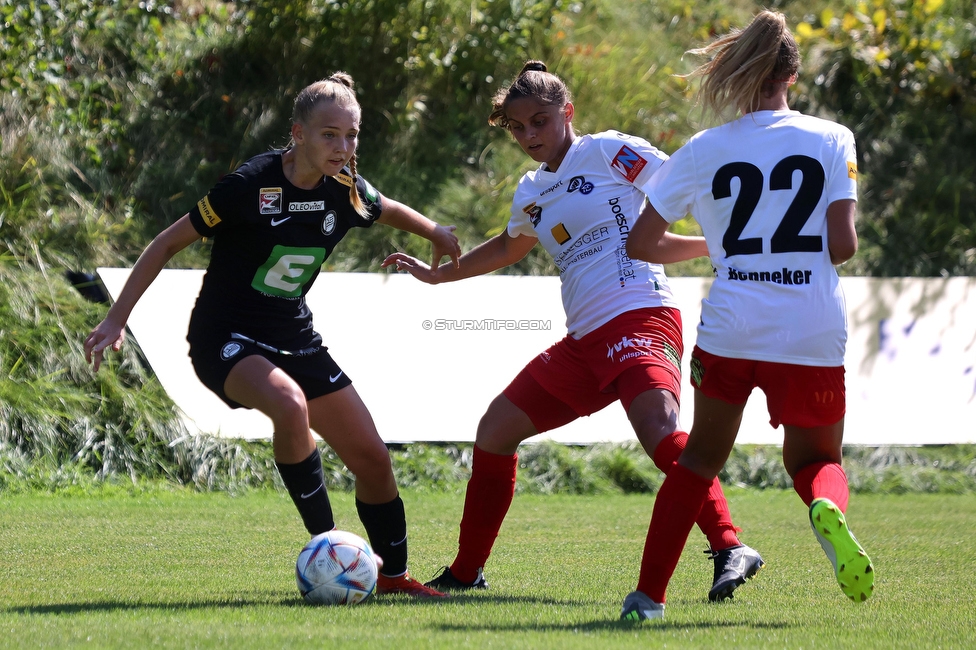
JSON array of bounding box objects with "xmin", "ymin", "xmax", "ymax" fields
[
  {"xmin": 488, "ymin": 60, "xmax": 572, "ymax": 129},
  {"xmin": 292, "ymin": 73, "xmax": 368, "ymax": 217},
  {"xmin": 686, "ymin": 10, "xmax": 800, "ymax": 120}
]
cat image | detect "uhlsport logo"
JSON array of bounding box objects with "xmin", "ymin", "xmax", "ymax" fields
[
  {"xmin": 259, "ymin": 187, "xmax": 282, "ymax": 215},
  {"xmin": 606, "ymin": 335, "xmax": 655, "ymax": 362}
]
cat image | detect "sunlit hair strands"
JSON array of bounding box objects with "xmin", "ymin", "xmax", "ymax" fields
[
  {"xmin": 292, "ymin": 73, "xmax": 368, "ymax": 217},
  {"xmin": 684, "ymin": 10, "xmax": 800, "ymax": 121},
  {"xmin": 488, "ymin": 60, "xmax": 573, "ymax": 129}
]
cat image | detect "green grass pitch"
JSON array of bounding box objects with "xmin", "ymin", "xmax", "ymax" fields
[{"xmin": 1, "ymin": 488, "xmax": 973, "ymax": 649}]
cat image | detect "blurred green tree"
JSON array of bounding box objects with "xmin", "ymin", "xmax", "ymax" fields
[{"xmin": 795, "ymin": 0, "xmax": 976, "ymax": 276}]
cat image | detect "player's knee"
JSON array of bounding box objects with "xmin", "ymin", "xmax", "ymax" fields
[
  {"xmin": 475, "ymin": 400, "xmax": 533, "ymax": 453},
  {"xmin": 269, "ymin": 386, "xmax": 309, "ymax": 433}
]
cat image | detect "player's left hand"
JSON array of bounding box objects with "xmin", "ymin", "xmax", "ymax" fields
[
  {"xmin": 381, "ymin": 252, "xmax": 439, "ymax": 284},
  {"xmin": 429, "ymin": 224, "xmax": 460, "ymax": 271}
]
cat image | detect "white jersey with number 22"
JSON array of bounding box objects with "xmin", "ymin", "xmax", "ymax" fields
[{"xmin": 642, "ymin": 110, "xmax": 858, "ymax": 366}]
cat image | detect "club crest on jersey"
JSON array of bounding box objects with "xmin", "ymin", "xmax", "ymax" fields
[
  {"xmin": 611, "ymin": 145, "xmax": 647, "ymax": 183},
  {"xmin": 220, "ymin": 341, "xmax": 243, "ymax": 360},
  {"xmin": 259, "ymin": 187, "xmax": 282, "ymax": 215},
  {"xmin": 322, "ymin": 210, "xmax": 337, "ymax": 235},
  {"xmin": 567, "ymin": 175, "xmax": 594, "ymax": 195},
  {"xmin": 523, "ymin": 202, "xmax": 543, "ymax": 227}
]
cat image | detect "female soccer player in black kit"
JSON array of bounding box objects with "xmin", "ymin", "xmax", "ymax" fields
[{"xmin": 84, "ymin": 73, "xmax": 458, "ymax": 598}]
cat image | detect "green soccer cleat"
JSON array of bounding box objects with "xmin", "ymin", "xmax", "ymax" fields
[{"xmin": 809, "ymin": 498, "xmax": 875, "ymax": 602}]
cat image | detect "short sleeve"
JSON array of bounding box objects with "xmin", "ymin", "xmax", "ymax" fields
[
  {"xmin": 639, "ymin": 141, "xmax": 698, "ymax": 224},
  {"xmin": 507, "ymin": 203, "xmax": 538, "ymax": 238},
  {"xmin": 188, "ymin": 170, "xmax": 249, "ymax": 237},
  {"xmin": 347, "ymin": 172, "xmax": 384, "ymax": 226},
  {"xmin": 601, "ymin": 132, "xmax": 668, "ymax": 188},
  {"xmin": 826, "ymin": 127, "xmax": 859, "ymax": 205}
]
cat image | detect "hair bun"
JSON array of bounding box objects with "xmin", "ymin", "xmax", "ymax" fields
[
  {"xmin": 327, "ymin": 71, "xmax": 355, "ymax": 89},
  {"xmin": 520, "ymin": 60, "xmax": 548, "ymax": 75}
]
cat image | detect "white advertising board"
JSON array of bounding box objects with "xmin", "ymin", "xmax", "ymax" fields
[{"xmin": 98, "ymin": 269, "xmax": 976, "ymax": 445}]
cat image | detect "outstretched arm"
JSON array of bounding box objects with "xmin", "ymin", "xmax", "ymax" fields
[
  {"xmin": 376, "ymin": 197, "xmax": 461, "ymax": 271},
  {"xmin": 84, "ymin": 215, "xmax": 201, "ymax": 371},
  {"xmin": 626, "ymin": 201, "xmax": 708, "ymax": 264},
  {"xmin": 382, "ymin": 230, "xmax": 538, "ymax": 284}
]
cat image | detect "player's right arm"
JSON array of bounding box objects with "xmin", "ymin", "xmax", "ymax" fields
[
  {"xmin": 381, "ymin": 230, "xmax": 537, "ymax": 284},
  {"xmin": 84, "ymin": 215, "xmax": 202, "ymax": 371},
  {"xmin": 826, "ymin": 199, "xmax": 857, "ymax": 265}
]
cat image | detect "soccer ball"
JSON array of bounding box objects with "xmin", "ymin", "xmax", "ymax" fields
[{"xmin": 296, "ymin": 530, "xmax": 379, "ymax": 605}]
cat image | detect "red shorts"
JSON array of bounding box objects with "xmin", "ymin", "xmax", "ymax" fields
[
  {"xmin": 690, "ymin": 346, "xmax": 846, "ymax": 429},
  {"xmin": 503, "ymin": 307, "xmax": 683, "ymax": 433}
]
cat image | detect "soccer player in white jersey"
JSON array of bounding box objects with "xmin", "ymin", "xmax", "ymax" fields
[
  {"xmin": 383, "ymin": 60, "xmax": 764, "ymax": 602},
  {"xmin": 621, "ymin": 11, "xmax": 874, "ymax": 621}
]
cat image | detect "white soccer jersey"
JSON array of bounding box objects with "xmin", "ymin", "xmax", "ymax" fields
[
  {"xmin": 508, "ymin": 131, "xmax": 677, "ymax": 338},
  {"xmin": 641, "ymin": 110, "xmax": 858, "ymax": 365}
]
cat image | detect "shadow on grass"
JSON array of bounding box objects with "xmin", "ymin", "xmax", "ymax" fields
[
  {"xmin": 2, "ymin": 590, "xmax": 499, "ymax": 615},
  {"xmin": 436, "ymin": 620, "xmax": 794, "ymax": 633},
  {"xmin": 4, "ymin": 596, "xmax": 299, "ymax": 616}
]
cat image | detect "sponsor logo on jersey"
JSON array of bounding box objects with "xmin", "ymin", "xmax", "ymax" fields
[
  {"xmin": 567, "ymin": 176, "xmax": 594, "ymax": 195},
  {"xmin": 270, "ymin": 216, "xmax": 291, "ymax": 227},
  {"xmin": 288, "ymin": 200, "xmax": 325, "ymax": 212},
  {"xmin": 259, "ymin": 187, "xmax": 282, "ymax": 215},
  {"xmin": 541, "ymin": 180, "xmax": 563, "ymax": 196},
  {"xmin": 523, "ymin": 202, "xmax": 543, "ymax": 227},
  {"xmin": 611, "ymin": 145, "xmax": 647, "ymax": 183},
  {"xmin": 609, "ymin": 197, "xmax": 637, "ymax": 286},
  {"xmin": 334, "ymin": 172, "xmax": 378, "ymax": 204},
  {"xmin": 551, "ymin": 222, "xmax": 571, "ymax": 245},
  {"xmin": 540, "ymin": 351, "xmax": 552, "ymax": 364},
  {"xmin": 322, "ymin": 210, "xmax": 337, "ymax": 235},
  {"xmin": 847, "ymin": 161, "xmax": 858, "ymax": 180},
  {"xmin": 197, "ymin": 195, "xmax": 222, "ymax": 227},
  {"xmin": 727, "ymin": 266, "xmax": 813, "ymax": 285},
  {"xmin": 220, "ymin": 341, "xmax": 243, "ymax": 360}
]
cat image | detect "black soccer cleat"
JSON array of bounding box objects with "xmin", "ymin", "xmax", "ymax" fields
[
  {"xmin": 423, "ymin": 566, "xmax": 489, "ymax": 591},
  {"xmin": 706, "ymin": 544, "xmax": 765, "ymax": 601}
]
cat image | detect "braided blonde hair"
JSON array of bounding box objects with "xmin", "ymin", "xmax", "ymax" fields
[
  {"xmin": 292, "ymin": 73, "xmax": 369, "ymax": 217},
  {"xmin": 686, "ymin": 10, "xmax": 800, "ymax": 121}
]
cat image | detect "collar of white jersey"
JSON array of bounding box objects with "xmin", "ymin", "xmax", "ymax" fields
[
  {"xmin": 536, "ymin": 136, "xmax": 585, "ymax": 175},
  {"xmin": 740, "ymin": 109, "xmax": 802, "ymax": 127}
]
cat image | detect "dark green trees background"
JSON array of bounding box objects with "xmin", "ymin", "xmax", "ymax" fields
[
  {"xmin": 4, "ymin": 0, "xmax": 973, "ymax": 277},
  {"xmin": 1, "ymin": 0, "xmax": 974, "ymax": 485}
]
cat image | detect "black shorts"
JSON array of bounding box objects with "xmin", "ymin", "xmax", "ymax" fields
[{"xmin": 188, "ymin": 331, "xmax": 353, "ymax": 409}]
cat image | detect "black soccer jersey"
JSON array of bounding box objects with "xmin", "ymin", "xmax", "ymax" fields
[{"xmin": 186, "ymin": 150, "xmax": 382, "ymax": 350}]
